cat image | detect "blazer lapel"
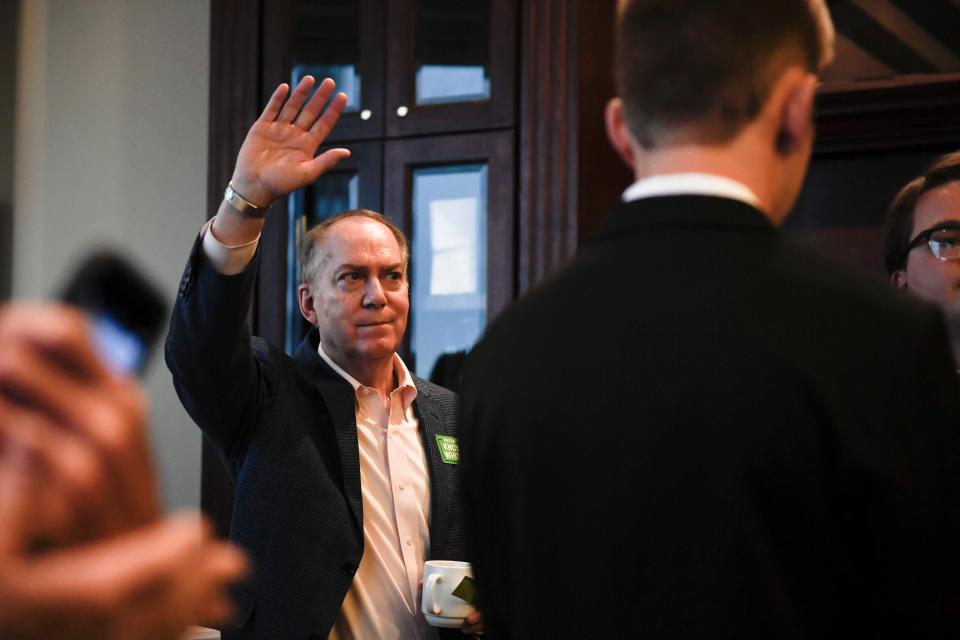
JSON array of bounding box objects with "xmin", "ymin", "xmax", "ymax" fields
[
  {"xmin": 294, "ymin": 331, "xmax": 364, "ymax": 535},
  {"xmin": 413, "ymin": 380, "xmax": 454, "ymax": 554}
]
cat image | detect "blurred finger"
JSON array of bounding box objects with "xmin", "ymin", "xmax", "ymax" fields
[
  {"xmin": 257, "ymin": 83, "xmax": 290, "ymax": 123},
  {"xmin": 0, "ymin": 437, "xmax": 35, "ymax": 556},
  {"xmin": 0, "ymin": 305, "xmax": 108, "ymax": 384},
  {"xmin": 0, "ymin": 400, "xmax": 125, "ymax": 544},
  {"xmin": 294, "ymin": 77, "xmax": 336, "ymax": 130},
  {"xmin": 309, "ymin": 91, "xmax": 348, "ymax": 140},
  {"xmin": 0, "ymin": 364, "xmax": 156, "ymax": 536},
  {"xmin": 12, "ymin": 516, "xmax": 246, "ymax": 640},
  {"xmin": 307, "ymin": 148, "xmax": 351, "ymax": 178},
  {"xmin": 277, "ymin": 75, "xmax": 316, "ymax": 123},
  {"xmin": 462, "ymin": 610, "xmax": 484, "ymax": 635}
]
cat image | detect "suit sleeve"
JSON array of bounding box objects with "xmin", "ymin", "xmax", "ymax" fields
[
  {"xmin": 871, "ymin": 306, "xmax": 960, "ymax": 631},
  {"xmin": 164, "ymin": 233, "xmax": 269, "ymax": 460}
]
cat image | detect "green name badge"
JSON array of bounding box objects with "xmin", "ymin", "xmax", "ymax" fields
[{"xmin": 435, "ymin": 435, "xmax": 460, "ymax": 465}]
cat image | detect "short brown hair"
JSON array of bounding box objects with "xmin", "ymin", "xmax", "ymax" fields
[
  {"xmin": 615, "ymin": 0, "xmax": 834, "ymax": 149},
  {"xmin": 299, "ymin": 209, "xmax": 410, "ymax": 286},
  {"xmin": 884, "ymin": 151, "xmax": 960, "ymax": 274}
]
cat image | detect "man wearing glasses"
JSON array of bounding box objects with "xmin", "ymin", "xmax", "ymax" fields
[{"xmin": 885, "ymin": 151, "xmax": 960, "ymax": 368}]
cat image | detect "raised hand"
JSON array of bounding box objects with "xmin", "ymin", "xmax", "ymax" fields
[{"xmin": 230, "ymin": 76, "xmax": 351, "ymax": 209}]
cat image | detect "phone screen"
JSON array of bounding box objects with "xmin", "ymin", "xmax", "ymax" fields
[
  {"xmin": 91, "ymin": 312, "xmax": 148, "ymax": 376},
  {"xmin": 59, "ymin": 252, "xmax": 167, "ymax": 378}
]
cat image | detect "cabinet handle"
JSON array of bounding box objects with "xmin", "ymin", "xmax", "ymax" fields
[
  {"xmin": 396, "ymin": 106, "xmax": 409, "ymax": 117},
  {"xmin": 360, "ymin": 109, "xmax": 372, "ymax": 121}
]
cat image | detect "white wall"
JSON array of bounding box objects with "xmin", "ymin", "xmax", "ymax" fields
[{"xmin": 14, "ymin": 0, "xmax": 211, "ymax": 509}]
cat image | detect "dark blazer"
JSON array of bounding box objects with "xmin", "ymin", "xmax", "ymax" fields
[
  {"xmin": 166, "ymin": 237, "xmax": 465, "ymax": 639},
  {"xmin": 459, "ymin": 195, "xmax": 960, "ymax": 639}
]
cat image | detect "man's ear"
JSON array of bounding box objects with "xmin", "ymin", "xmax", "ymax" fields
[
  {"xmin": 605, "ymin": 98, "xmax": 637, "ymax": 170},
  {"xmin": 891, "ymin": 269, "xmax": 909, "ymax": 290},
  {"xmin": 298, "ymin": 284, "xmax": 318, "ymax": 325},
  {"xmin": 774, "ymin": 71, "xmax": 817, "ymax": 157}
]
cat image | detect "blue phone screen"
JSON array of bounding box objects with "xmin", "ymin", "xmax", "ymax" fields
[{"xmin": 91, "ymin": 313, "xmax": 146, "ymax": 376}]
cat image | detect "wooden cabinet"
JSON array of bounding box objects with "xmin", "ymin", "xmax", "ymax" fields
[{"xmin": 205, "ymin": 0, "xmax": 627, "ymax": 535}]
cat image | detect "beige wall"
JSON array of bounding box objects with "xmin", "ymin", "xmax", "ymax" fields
[{"xmin": 14, "ymin": 0, "xmax": 211, "ymax": 509}]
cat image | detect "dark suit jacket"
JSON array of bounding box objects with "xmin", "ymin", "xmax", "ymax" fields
[
  {"xmin": 166, "ymin": 237, "xmax": 465, "ymax": 639},
  {"xmin": 459, "ymin": 195, "xmax": 960, "ymax": 639}
]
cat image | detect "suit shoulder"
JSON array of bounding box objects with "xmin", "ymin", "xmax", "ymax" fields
[
  {"xmin": 776, "ymin": 237, "xmax": 936, "ymax": 327},
  {"xmin": 413, "ymin": 376, "xmax": 458, "ymax": 410},
  {"xmin": 413, "ymin": 376, "xmax": 457, "ymax": 400}
]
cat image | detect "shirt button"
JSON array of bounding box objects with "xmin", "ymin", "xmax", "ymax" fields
[
  {"xmin": 406, "ymin": 537, "xmax": 413, "ymax": 546},
  {"xmin": 398, "ymin": 482, "xmax": 406, "ymax": 491}
]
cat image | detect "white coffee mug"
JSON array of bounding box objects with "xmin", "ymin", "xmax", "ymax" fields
[{"xmin": 421, "ymin": 560, "xmax": 475, "ymax": 628}]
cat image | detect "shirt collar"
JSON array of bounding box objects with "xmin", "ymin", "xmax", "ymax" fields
[
  {"xmin": 621, "ymin": 173, "xmax": 762, "ymax": 210},
  {"xmin": 316, "ymin": 341, "xmax": 418, "ymax": 408}
]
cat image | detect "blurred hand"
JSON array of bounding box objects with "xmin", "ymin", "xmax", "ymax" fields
[
  {"xmin": 0, "ymin": 304, "xmax": 156, "ymax": 544},
  {"xmin": 230, "ymin": 76, "xmax": 350, "ymax": 209},
  {"xmin": 0, "ymin": 304, "xmax": 249, "ymax": 638}
]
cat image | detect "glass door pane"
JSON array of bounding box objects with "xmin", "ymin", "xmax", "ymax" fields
[
  {"xmin": 410, "ymin": 164, "xmax": 488, "ymax": 379},
  {"xmin": 414, "ymin": 0, "xmax": 491, "ymax": 105},
  {"xmin": 385, "ymin": 0, "xmax": 516, "ymax": 137},
  {"xmin": 290, "ymin": 0, "xmax": 385, "ymax": 140}
]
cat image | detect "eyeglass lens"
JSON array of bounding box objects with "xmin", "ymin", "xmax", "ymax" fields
[{"xmin": 928, "ymin": 228, "xmax": 960, "ymax": 260}]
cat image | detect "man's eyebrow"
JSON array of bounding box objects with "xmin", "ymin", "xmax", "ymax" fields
[
  {"xmin": 333, "ymin": 264, "xmax": 369, "ymax": 274},
  {"xmin": 333, "ymin": 263, "xmax": 404, "ymax": 272}
]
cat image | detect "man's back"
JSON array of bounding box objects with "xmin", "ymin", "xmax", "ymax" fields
[{"xmin": 460, "ymin": 196, "xmax": 960, "ymax": 638}]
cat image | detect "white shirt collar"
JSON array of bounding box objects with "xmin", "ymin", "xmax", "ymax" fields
[
  {"xmin": 316, "ymin": 341, "xmax": 417, "ymax": 402},
  {"xmin": 621, "ymin": 173, "xmax": 762, "ymax": 209}
]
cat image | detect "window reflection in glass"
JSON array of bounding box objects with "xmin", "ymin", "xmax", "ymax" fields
[
  {"xmin": 286, "ymin": 171, "xmax": 360, "ymax": 355},
  {"xmin": 292, "ymin": 0, "xmax": 362, "ymax": 112},
  {"xmin": 410, "ymin": 164, "xmax": 488, "ymax": 379},
  {"xmin": 292, "ymin": 64, "xmax": 361, "ymax": 113},
  {"xmin": 415, "ymin": 0, "xmax": 491, "ymax": 105}
]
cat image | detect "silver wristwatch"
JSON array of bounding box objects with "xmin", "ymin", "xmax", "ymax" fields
[{"xmin": 224, "ymin": 182, "xmax": 267, "ymax": 218}]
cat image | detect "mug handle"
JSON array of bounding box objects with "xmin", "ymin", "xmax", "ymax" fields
[{"xmin": 426, "ymin": 573, "xmax": 444, "ymax": 615}]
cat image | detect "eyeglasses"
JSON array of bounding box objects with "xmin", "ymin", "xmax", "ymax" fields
[{"xmin": 900, "ymin": 223, "xmax": 960, "ymax": 267}]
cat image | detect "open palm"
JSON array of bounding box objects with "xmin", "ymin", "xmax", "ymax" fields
[{"xmin": 231, "ymin": 76, "xmax": 350, "ymax": 208}]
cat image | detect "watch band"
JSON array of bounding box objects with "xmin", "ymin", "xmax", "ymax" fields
[{"xmin": 224, "ymin": 182, "xmax": 267, "ymax": 218}]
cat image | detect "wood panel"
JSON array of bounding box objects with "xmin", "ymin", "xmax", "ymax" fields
[
  {"xmin": 204, "ymin": 0, "xmax": 264, "ymax": 538},
  {"xmin": 574, "ymin": 0, "xmax": 633, "ymax": 242},
  {"xmin": 815, "ymin": 73, "xmax": 960, "ymax": 155},
  {"xmin": 517, "ymin": 0, "xmax": 579, "ymax": 291},
  {"xmin": 518, "ymin": 0, "xmax": 630, "ymax": 293}
]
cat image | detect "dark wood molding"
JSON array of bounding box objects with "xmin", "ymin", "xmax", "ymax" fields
[
  {"xmin": 517, "ymin": 0, "xmax": 579, "ymax": 292},
  {"xmin": 815, "ymin": 72, "xmax": 960, "ymax": 155},
  {"xmin": 205, "ymin": 0, "xmax": 264, "ymax": 537},
  {"xmin": 208, "ymin": 0, "xmax": 262, "ymax": 219},
  {"xmin": 517, "ymin": 0, "xmax": 630, "ymax": 293},
  {"xmin": 574, "ymin": 0, "xmax": 632, "ymax": 242}
]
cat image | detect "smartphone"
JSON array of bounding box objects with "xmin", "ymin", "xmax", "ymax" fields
[{"xmin": 59, "ymin": 251, "xmax": 168, "ymax": 377}]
